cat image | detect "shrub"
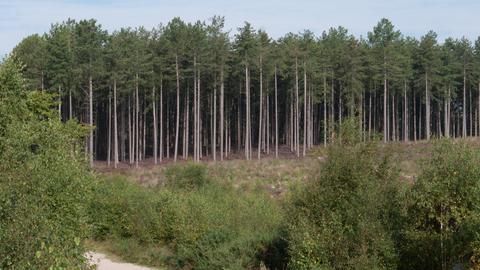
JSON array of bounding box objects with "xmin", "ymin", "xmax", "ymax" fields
[
  {"xmin": 400, "ymin": 139, "xmax": 480, "ymax": 269},
  {"xmin": 164, "ymin": 161, "xmax": 209, "ymax": 190},
  {"xmin": 0, "ymin": 55, "xmax": 94, "ymax": 269},
  {"xmin": 87, "ymin": 165, "xmax": 287, "ymax": 269},
  {"xmin": 285, "ymin": 117, "xmax": 401, "ymax": 269}
]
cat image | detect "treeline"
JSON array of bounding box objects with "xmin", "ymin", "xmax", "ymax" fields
[{"xmin": 13, "ymin": 17, "xmax": 480, "ymax": 167}]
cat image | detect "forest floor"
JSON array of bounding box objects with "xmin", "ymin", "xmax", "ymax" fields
[{"xmin": 92, "ymin": 139, "xmax": 450, "ymax": 198}]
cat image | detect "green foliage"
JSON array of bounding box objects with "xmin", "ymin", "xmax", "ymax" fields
[
  {"xmin": 0, "ymin": 55, "xmax": 95, "ymax": 269},
  {"xmin": 400, "ymin": 139, "xmax": 480, "ymax": 269},
  {"xmin": 285, "ymin": 117, "xmax": 401, "ymax": 269},
  {"xmin": 163, "ymin": 161, "xmax": 209, "ymax": 190},
  {"xmin": 87, "ymin": 163, "xmax": 287, "ymax": 269}
]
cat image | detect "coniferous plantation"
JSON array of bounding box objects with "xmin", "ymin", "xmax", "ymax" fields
[{"xmin": 1, "ymin": 16, "xmax": 480, "ymax": 269}]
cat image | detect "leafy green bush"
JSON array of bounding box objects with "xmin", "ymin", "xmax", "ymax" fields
[
  {"xmin": 0, "ymin": 55, "xmax": 94, "ymax": 269},
  {"xmin": 285, "ymin": 117, "xmax": 401, "ymax": 269},
  {"xmin": 400, "ymin": 139, "xmax": 480, "ymax": 269},
  {"xmin": 163, "ymin": 161, "xmax": 209, "ymax": 190},
  {"xmin": 87, "ymin": 165, "xmax": 287, "ymax": 269}
]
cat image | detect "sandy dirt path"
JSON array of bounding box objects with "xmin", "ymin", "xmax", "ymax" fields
[{"xmin": 88, "ymin": 252, "xmax": 158, "ymax": 270}]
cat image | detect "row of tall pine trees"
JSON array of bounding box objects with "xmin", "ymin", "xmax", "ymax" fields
[{"xmin": 12, "ymin": 17, "xmax": 480, "ymax": 168}]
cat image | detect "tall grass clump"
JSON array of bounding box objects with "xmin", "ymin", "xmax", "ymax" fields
[{"xmin": 285, "ymin": 117, "xmax": 402, "ymax": 269}]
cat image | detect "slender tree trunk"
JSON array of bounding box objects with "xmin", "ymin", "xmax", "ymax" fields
[
  {"xmin": 213, "ymin": 71, "xmax": 217, "ymax": 161},
  {"xmin": 296, "ymin": 55, "xmax": 299, "ymax": 157},
  {"xmin": 426, "ymin": 70, "xmax": 430, "ymax": 140},
  {"xmin": 121, "ymin": 96, "xmax": 125, "ymax": 163},
  {"xmin": 69, "ymin": 90, "xmax": 73, "ymax": 120},
  {"xmin": 108, "ymin": 88, "xmax": 111, "ymax": 167},
  {"xmin": 153, "ymin": 84, "xmax": 157, "ymax": 163},
  {"xmin": 463, "ymin": 69, "xmax": 467, "ymax": 137},
  {"xmin": 174, "ymin": 55, "xmax": 180, "ymax": 162},
  {"xmin": 114, "ymin": 79, "xmax": 118, "ymax": 168},
  {"xmin": 324, "ymin": 73, "xmax": 327, "ymax": 147},
  {"xmin": 198, "ymin": 69, "xmax": 202, "ymax": 159},
  {"xmin": 220, "ymin": 67, "xmax": 224, "ymax": 161},
  {"xmin": 186, "ymin": 86, "xmax": 189, "ymax": 160},
  {"xmin": 258, "ymin": 53, "xmax": 263, "ymax": 159},
  {"xmin": 303, "ymin": 61, "xmax": 306, "ymax": 156},
  {"xmin": 89, "ymin": 75, "xmax": 93, "ymax": 169},
  {"xmin": 136, "ymin": 72, "xmax": 139, "ymax": 168},
  {"xmin": 267, "ymin": 90, "xmax": 270, "ymax": 154},
  {"xmin": 290, "ymin": 91, "xmax": 294, "ymax": 152},
  {"xmin": 194, "ymin": 58, "xmax": 197, "ymax": 161},
  {"xmin": 275, "ymin": 64, "xmax": 279, "ymax": 159},
  {"xmin": 143, "ymin": 93, "xmax": 146, "ymax": 161},
  {"xmin": 405, "ymin": 82, "xmax": 408, "ymax": 141},
  {"xmin": 369, "ymin": 87, "xmax": 372, "ymax": 140},
  {"xmin": 393, "ymin": 94, "xmax": 396, "ymax": 141},
  {"xmin": 411, "ymin": 88, "xmax": 415, "ymax": 141},
  {"xmin": 58, "ymin": 84, "xmax": 61, "ymax": 120},
  {"xmin": 129, "ymin": 95, "xmax": 132, "ymax": 164},
  {"xmin": 160, "ymin": 76, "xmax": 163, "ymax": 162},
  {"xmin": 246, "ymin": 64, "xmax": 250, "ymax": 160},
  {"xmin": 470, "ymin": 85, "xmax": 472, "ymax": 136},
  {"xmin": 238, "ymin": 79, "xmax": 241, "ymax": 155},
  {"xmin": 383, "ymin": 53, "xmax": 387, "ymax": 142}
]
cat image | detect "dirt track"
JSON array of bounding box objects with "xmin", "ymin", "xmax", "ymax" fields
[{"xmin": 88, "ymin": 252, "xmax": 158, "ymax": 270}]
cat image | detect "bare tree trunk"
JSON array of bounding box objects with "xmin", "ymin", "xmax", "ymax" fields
[
  {"xmin": 275, "ymin": 64, "xmax": 279, "ymax": 159},
  {"xmin": 369, "ymin": 88, "xmax": 372, "ymax": 140},
  {"xmin": 267, "ymin": 91, "xmax": 270, "ymax": 155},
  {"xmin": 69, "ymin": 90, "xmax": 73, "ymax": 120},
  {"xmin": 114, "ymin": 79, "xmax": 118, "ymax": 168},
  {"xmin": 136, "ymin": 72, "xmax": 139, "ymax": 168},
  {"xmin": 426, "ymin": 71, "xmax": 430, "ymax": 140},
  {"xmin": 238, "ymin": 79, "xmax": 241, "ymax": 155},
  {"xmin": 414, "ymin": 88, "xmax": 417, "ymax": 141},
  {"xmin": 186, "ymin": 86, "xmax": 189, "ymax": 160},
  {"xmin": 153, "ymin": 84, "xmax": 157, "ymax": 163},
  {"xmin": 258, "ymin": 53, "xmax": 263, "ymax": 159},
  {"xmin": 405, "ymin": 82, "xmax": 408, "ymax": 141},
  {"xmin": 324, "ymin": 74, "xmax": 327, "ymax": 147},
  {"xmin": 393, "ymin": 94, "xmax": 396, "ymax": 141},
  {"xmin": 296, "ymin": 55, "xmax": 299, "ymax": 157},
  {"xmin": 89, "ymin": 75, "xmax": 93, "ymax": 169},
  {"xmin": 290, "ymin": 91, "xmax": 294, "ymax": 152},
  {"xmin": 160, "ymin": 77, "xmax": 163, "ymax": 162},
  {"xmin": 108, "ymin": 88, "xmax": 111, "ymax": 167},
  {"xmin": 303, "ymin": 61, "xmax": 306, "ymax": 156},
  {"xmin": 198, "ymin": 69, "xmax": 202, "ymax": 159},
  {"xmin": 143, "ymin": 93, "xmax": 146, "ymax": 161},
  {"xmin": 129, "ymin": 95, "xmax": 132, "ymax": 164},
  {"xmin": 463, "ymin": 69, "xmax": 467, "ymax": 137},
  {"xmin": 220, "ymin": 67, "xmax": 224, "ymax": 161},
  {"xmin": 174, "ymin": 55, "xmax": 180, "ymax": 162},
  {"xmin": 121, "ymin": 96, "xmax": 125, "ymax": 163},
  {"xmin": 194, "ymin": 57, "xmax": 197, "ymax": 161},
  {"xmin": 246, "ymin": 64, "xmax": 250, "ymax": 160},
  {"xmin": 383, "ymin": 53, "xmax": 387, "ymax": 142},
  {"xmin": 58, "ymin": 84, "xmax": 61, "ymax": 120},
  {"xmin": 213, "ymin": 71, "xmax": 217, "ymax": 161},
  {"xmin": 470, "ymin": 85, "xmax": 472, "ymax": 136}
]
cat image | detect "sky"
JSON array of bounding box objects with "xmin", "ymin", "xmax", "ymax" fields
[{"xmin": 1, "ymin": 0, "xmax": 480, "ymax": 56}]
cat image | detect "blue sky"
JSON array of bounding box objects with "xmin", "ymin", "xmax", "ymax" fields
[{"xmin": 1, "ymin": 0, "xmax": 480, "ymax": 56}]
